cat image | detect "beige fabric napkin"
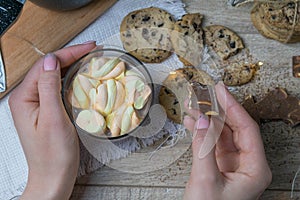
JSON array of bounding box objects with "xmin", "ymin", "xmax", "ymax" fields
[{"xmin": 0, "ymin": 0, "xmax": 186, "ymax": 199}]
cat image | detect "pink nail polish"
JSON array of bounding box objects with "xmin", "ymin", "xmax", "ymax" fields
[
  {"xmin": 43, "ymin": 53, "xmax": 58, "ymax": 71},
  {"xmin": 196, "ymin": 115, "xmax": 209, "ymax": 130},
  {"xmin": 82, "ymin": 40, "xmax": 96, "ymax": 45}
]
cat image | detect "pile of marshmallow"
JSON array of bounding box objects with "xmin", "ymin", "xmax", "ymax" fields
[{"xmin": 68, "ymin": 57, "xmax": 151, "ymax": 137}]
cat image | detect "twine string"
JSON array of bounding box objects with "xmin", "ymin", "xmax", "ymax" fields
[
  {"xmin": 291, "ymin": 166, "xmax": 300, "ymax": 198},
  {"xmin": 148, "ymin": 125, "xmax": 187, "ymax": 160}
]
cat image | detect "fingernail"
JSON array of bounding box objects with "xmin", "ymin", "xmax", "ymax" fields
[
  {"xmin": 196, "ymin": 115, "xmax": 209, "ymax": 130},
  {"xmin": 216, "ymin": 81, "xmax": 227, "ymax": 97},
  {"xmin": 43, "ymin": 53, "xmax": 58, "ymax": 71},
  {"xmin": 83, "ymin": 40, "xmax": 96, "ymax": 45}
]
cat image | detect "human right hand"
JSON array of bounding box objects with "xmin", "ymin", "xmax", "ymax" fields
[{"xmin": 183, "ymin": 82, "xmax": 272, "ymax": 200}]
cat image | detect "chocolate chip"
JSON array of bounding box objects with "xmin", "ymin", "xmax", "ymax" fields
[
  {"xmin": 287, "ymin": 2, "xmax": 295, "ymax": 8},
  {"xmin": 192, "ymin": 22, "xmax": 198, "ymax": 30},
  {"xmin": 131, "ymin": 14, "xmax": 136, "ymax": 19},
  {"xmin": 218, "ymin": 30, "xmax": 225, "ymax": 38},
  {"xmin": 159, "ymin": 34, "xmax": 163, "ymax": 43},
  {"xmin": 173, "ymin": 99, "xmax": 179, "ymax": 105},
  {"xmin": 244, "ymin": 65, "xmax": 251, "ymax": 73},
  {"xmin": 169, "ymin": 16, "xmax": 174, "ymax": 21},
  {"xmin": 156, "ymin": 56, "xmax": 162, "ymax": 60},
  {"xmin": 142, "ymin": 16, "xmax": 150, "ymax": 22},
  {"xmin": 182, "ymin": 69, "xmax": 193, "ymax": 80},
  {"xmin": 164, "ymin": 88, "xmax": 171, "ymax": 95},
  {"xmin": 158, "ymin": 23, "xmax": 164, "ymax": 27},
  {"xmin": 171, "ymin": 108, "xmax": 177, "ymax": 115},
  {"xmin": 184, "ymin": 31, "xmax": 189, "ymax": 35},
  {"xmin": 229, "ymin": 41, "xmax": 236, "ymax": 49},
  {"xmin": 223, "ymin": 71, "xmax": 232, "ymax": 80},
  {"xmin": 271, "ymin": 15, "xmax": 276, "ymax": 20}
]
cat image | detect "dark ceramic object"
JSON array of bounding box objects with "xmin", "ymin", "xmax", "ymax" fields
[{"xmin": 29, "ymin": 0, "xmax": 93, "ymax": 11}]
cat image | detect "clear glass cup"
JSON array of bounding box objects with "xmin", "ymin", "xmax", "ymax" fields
[{"xmin": 62, "ymin": 48, "xmax": 153, "ymax": 141}]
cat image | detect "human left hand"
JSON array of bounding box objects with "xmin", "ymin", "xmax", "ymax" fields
[{"xmin": 9, "ymin": 42, "xmax": 96, "ymax": 200}]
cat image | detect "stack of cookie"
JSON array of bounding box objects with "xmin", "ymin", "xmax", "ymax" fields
[
  {"xmin": 119, "ymin": 7, "xmax": 255, "ymax": 124},
  {"xmin": 251, "ymin": 1, "xmax": 300, "ymax": 43},
  {"xmin": 120, "ymin": 7, "xmax": 245, "ymax": 66},
  {"xmin": 120, "ymin": 7, "xmax": 207, "ymax": 66}
]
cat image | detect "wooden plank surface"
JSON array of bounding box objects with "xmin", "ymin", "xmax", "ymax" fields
[
  {"xmin": 71, "ymin": 0, "xmax": 300, "ymax": 199},
  {"xmin": 0, "ymin": 0, "xmax": 117, "ymax": 99},
  {"xmin": 71, "ymin": 186, "xmax": 300, "ymax": 200},
  {"xmin": 76, "ymin": 126, "xmax": 300, "ymax": 190},
  {"xmin": 71, "ymin": 186, "xmax": 185, "ymax": 200}
]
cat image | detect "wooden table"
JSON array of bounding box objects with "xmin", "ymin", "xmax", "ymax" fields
[{"xmin": 71, "ymin": 0, "xmax": 300, "ymax": 199}]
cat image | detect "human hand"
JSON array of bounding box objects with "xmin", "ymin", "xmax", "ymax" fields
[
  {"xmin": 183, "ymin": 82, "xmax": 272, "ymax": 200},
  {"xmin": 9, "ymin": 42, "xmax": 96, "ymax": 200}
]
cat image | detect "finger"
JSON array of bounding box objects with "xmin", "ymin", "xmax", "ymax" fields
[
  {"xmin": 183, "ymin": 115, "xmax": 195, "ymax": 132},
  {"xmin": 198, "ymin": 114, "xmax": 224, "ymax": 158},
  {"xmin": 189, "ymin": 116, "xmax": 222, "ymax": 186},
  {"xmin": 215, "ymin": 124, "xmax": 240, "ymax": 172},
  {"xmin": 215, "ymin": 82, "xmax": 268, "ymax": 172},
  {"xmin": 216, "ymin": 124, "xmax": 237, "ymax": 153},
  {"xmin": 215, "ymin": 82, "xmax": 258, "ymax": 131},
  {"xmin": 54, "ymin": 41, "xmax": 96, "ymax": 68},
  {"xmin": 183, "ymin": 114, "xmax": 210, "ymax": 134},
  {"xmin": 38, "ymin": 54, "xmax": 71, "ymax": 127},
  {"xmin": 12, "ymin": 42, "xmax": 96, "ymax": 104},
  {"xmin": 215, "ymin": 82, "xmax": 263, "ymax": 151}
]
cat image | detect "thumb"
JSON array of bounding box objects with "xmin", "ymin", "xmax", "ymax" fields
[
  {"xmin": 189, "ymin": 115, "xmax": 222, "ymax": 187},
  {"xmin": 38, "ymin": 53, "xmax": 65, "ymax": 121}
]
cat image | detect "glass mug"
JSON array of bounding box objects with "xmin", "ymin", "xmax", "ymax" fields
[{"xmin": 29, "ymin": 0, "xmax": 94, "ymax": 11}]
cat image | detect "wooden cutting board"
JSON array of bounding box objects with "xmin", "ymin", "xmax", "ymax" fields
[{"xmin": 0, "ymin": 0, "xmax": 117, "ymax": 99}]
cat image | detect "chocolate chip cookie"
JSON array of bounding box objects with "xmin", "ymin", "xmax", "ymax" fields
[
  {"xmin": 222, "ymin": 62, "xmax": 257, "ymax": 86},
  {"xmin": 204, "ymin": 25, "xmax": 244, "ymax": 60},
  {"xmin": 251, "ymin": 1, "xmax": 300, "ymax": 43},
  {"xmin": 171, "ymin": 13, "xmax": 204, "ymax": 66},
  {"xmin": 120, "ymin": 7, "xmax": 175, "ymax": 63},
  {"xmin": 159, "ymin": 67, "xmax": 214, "ymax": 123}
]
